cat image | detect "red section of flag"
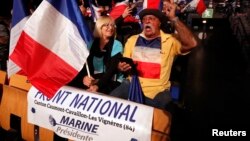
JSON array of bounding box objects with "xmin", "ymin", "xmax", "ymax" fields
[
  {"xmin": 10, "ymin": 32, "xmax": 78, "ymax": 98},
  {"xmin": 196, "ymin": 0, "xmax": 206, "ymax": 15},
  {"xmin": 135, "ymin": 61, "xmax": 161, "ymax": 79},
  {"xmin": 145, "ymin": 0, "xmax": 161, "ymax": 9}
]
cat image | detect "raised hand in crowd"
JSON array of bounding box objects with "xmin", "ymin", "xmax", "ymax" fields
[
  {"xmin": 163, "ymin": 0, "xmax": 197, "ymax": 52},
  {"xmin": 163, "ymin": 0, "xmax": 177, "ymax": 20},
  {"xmin": 122, "ymin": 6, "xmax": 133, "ymax": 18}
]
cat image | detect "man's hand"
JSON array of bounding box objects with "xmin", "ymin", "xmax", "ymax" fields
[{"xmin": 163, "ymin": 0, "xmax": 177, "ymax": 20}]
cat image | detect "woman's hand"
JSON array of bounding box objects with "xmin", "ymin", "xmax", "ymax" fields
[
  {"xmin": 87, "ymin": 85, "xmax": 99, "ymax": 92},
  {"xmin": 83, "ymin": 76, "xmax": 95, "ymax": 87}
]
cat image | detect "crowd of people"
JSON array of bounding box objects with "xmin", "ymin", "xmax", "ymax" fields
[
  {"xmin": 0, "ymin": 0, "xmax": 199, "ymax": 112},
  {"xmin": 67, "ymin": 0, "xmax": 199, "ymax": 113},
  {"xmin": 2, "ymin": 0, "xmax": 250, "ymax": 140},
  {"xmin": 0, "ymin": 2, "xmax": 199, "ymax": 139}
]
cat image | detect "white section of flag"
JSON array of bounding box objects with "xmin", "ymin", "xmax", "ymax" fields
[{"xmin": 24, "ymin": 1, "xmax": 89, "ymax": 70}]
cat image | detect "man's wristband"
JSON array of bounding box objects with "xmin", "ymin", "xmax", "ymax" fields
[{"xmin": 170, "ymin": 17, "xmax": 179, "ymax": 25}]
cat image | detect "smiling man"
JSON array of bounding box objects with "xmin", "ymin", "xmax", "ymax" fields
[{"xmin": 110, "ymin": 0, "xmax": 198, "ymax": 110}]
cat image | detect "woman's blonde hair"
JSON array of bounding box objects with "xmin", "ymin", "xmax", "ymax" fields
[{"xmin": 93, "ymin": 16, "xmax": 116, "ymax": 38}]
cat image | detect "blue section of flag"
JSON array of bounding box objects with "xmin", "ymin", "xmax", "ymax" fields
[
  {"xmin": 88, "ymin": 0, "xmax": 97, "ymax": 22},
  {"xmin": 128, "ymin": 75, "xmax": 144, "ymax": 104},
  {"xmin": 11, "ymin": 0, "xmax": 30, "ymax": 27},
  {"xmin": 47, "ymin": 0, "xmax": 93, "ymax": 47},
  {"xmin": 135, "ymin": 36, "xmax": 161, "ymax": 49},
  {"xmin": 170, "ymin": 85, "xmax": 180, "ymax": 101}
]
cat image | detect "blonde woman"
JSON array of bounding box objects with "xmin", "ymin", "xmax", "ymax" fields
[{"xmin": 69, "ymin": 16, "xmax": 124, "ymax": 94}]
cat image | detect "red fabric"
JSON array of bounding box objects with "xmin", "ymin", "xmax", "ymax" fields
[
  {"xmin": 196, "ymin": 0, "xmax": 206, "ymax": 15},
  {"xmin": 10, "ymin": 32, "xmax": 78, "ymax": 98},
  {"xmin": 135, "ymin": 61, "xmax": 161, "ymax": 79},
  {"xmin": 109, "ymin": 4, "xmax": 138, "ymax": 22},
  {"xmin": 145, "ymin": 0, "xmax": 161, "ymax": 9}
]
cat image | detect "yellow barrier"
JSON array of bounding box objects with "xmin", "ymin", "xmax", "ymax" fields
[
  {"xmin": 0, "ymin": 85, "xmax": 54, "ymax": 141},
  {"xmin": 9, "ymin": 74, "xmax": 32, "ymax": 91},
  {"xmin": 152, "ymin": 108, "xmax": 171, "ymax": 141},
  {"xmin": 0, "ymin": 73, "xmax": 171, "ymax": 140},
  {"xmin": 0, "ymin": 70, "xmax": 7, "ymax": 85},
  {"xmin": 0, "ymin": 85, "xmax": 35, "ymax": 140}
]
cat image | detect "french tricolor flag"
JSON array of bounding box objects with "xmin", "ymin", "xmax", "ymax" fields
[
  {"xmin": 9, "ymin": 0, "xmax": 93, "ymax": 98},
  {"xmin": 143, "ymin": 0, "xmax": 161, "ymax": 9},
  {"xmin": 8, "ymin": 0, "xmax": 31, "ymax": 77},
  {"xmin": 88, "ymin": 0, "xmax": 102, "ymax": 22},
  {"xmin": 186, "ymin": 0, "xmax": 207, "ymax": 15},
  {"xmin": 195, "ymin": 0, "xmax": 207, "ymax": 15}
]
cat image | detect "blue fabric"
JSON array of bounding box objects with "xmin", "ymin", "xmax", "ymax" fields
[
  {"xmin": 93, "ymin": 56, "xmax": 104, "ymax": 73},
  {"xmin": 11, "ymin": 0, "xmax": 30, "ymax": 27},
  {"xmin": 128, "ymin": 75, "xmax": 144, "ymax": 104},
  {"xmin": 88, "ymin": 0, "xmax": 97, "ymax": 22},
  {"xmin": 112, "ymin": 40, "xmax": 124, "ymax": 82},
  {"xmin": 170, "ymin": 85, "xmax": 180, "ymax": 101},
  {"xmin": 135, "ymin": 36, "xmax": 161, "ymax": 49},
  {"xmin": 111, "ymin": 40, "xmax": 123, "ymax": 56},
  {"xmin": 47, "ymin": 0, "xmax": 93, "ymax": 47}
]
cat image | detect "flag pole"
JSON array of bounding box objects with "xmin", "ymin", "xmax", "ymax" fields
[
  {"xmin": 85, "ymin": 62, "xmax": 91, "ymax": 77},
  {"xmin": 181, "ymin": 2, "xmax": 191, "ymax": 13}
]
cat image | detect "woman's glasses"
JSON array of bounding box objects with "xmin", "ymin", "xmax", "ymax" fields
[{"xmin": 102, "ymin": 23, "xmax": 116, "ymax": 28}]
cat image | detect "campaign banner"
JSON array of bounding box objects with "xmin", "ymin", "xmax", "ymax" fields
[{"xmin": 28, "ymin": 86, "xmax": 154, "ymax": 141}]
